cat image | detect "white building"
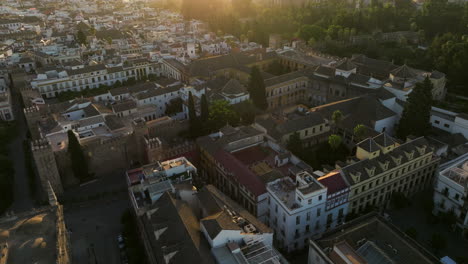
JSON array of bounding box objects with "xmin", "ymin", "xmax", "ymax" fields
[
  {"xmin": 431, "ymin": 107, "xmax": 468, "ymax": 140},
  {"xmin": 0, "ymin": 87, "xmax": 13, "ymax": 121},
  {"xmin": 433, "ymin": 153, "xmax": 468, "ymax": 234},
  {"xmin": 30, "ymin": 60, "xmax": 160, "ymax": 98},
  {"xmin": 0, "ymin": 73, "xmax": 13, "ymax": 121}
]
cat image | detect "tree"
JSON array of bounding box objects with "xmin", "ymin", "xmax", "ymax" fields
[
  {"xmin": 77, "ymin": 30, "xmax": 87, "ymax": 45},
  {"xmin": 89, "ymin": 26, "xmax": 96, "ymax": 36},
  {"xmin": 165, "ymin": 98, "xmax": 183, "ymax": 116},
  {"xmin": 353, "ymin": 124, "xmax": 366, "ymax": 142},
  {"xmin": 405, "ymin": 227, "xmax": 418, "ymax": 239},
  {"xmin": 188, "ymin": 91, "xmax": 200, "ymax": 137},
  {"xmin": 328, "ymin": 134, "xmax": 342, "ymax": 150},
  {"xmin": 200, "ymin": 94, "xmax": 209, "ymax": 122},
  {"xmin": 429, "ymin": 233, "xmax": 447, "ymax": 254},
  {"xmin": 67, "ymin": 130, "xmax": 89, "ymax": 182},
  {"xmin": 287, "ymin": 132, "xmax": 303, "ymax": 156},
  {"xmin": 248, "ymin": 66, "xmax": 268, "ymax": 110},
  {"xmin": 298, "ymin": 24, "xmax": 325, "ymax": 42},
  {"xmin": 232, "ymin": 100, "xmax": 256, "ymax": 125},
  {"xmin": 396, "ymin": 77, "xmax": 433, "ymax": 139},
  {"xmin": 209, "ymin": 100, "xmax": 239, "ymax": 131},
  {"xmin": 332, "ymin": 110, "xmax": 343, "ymax": 132}
]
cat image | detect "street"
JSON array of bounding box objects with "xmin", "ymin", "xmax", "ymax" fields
[{"xmin": 8, "ymin": 76, "xmax": 34, "ymax": 213}]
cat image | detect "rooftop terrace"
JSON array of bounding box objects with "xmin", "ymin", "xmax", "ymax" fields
[{"xmin": 441, "ymin": 158, "xmax": 468, "ymax": 187}]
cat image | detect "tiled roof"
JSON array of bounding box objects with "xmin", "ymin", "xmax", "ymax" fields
[
  {"xmin": 357, "ymin": 138, "xmax": 381, "ymax": 152},
  {"xmin": 215, "ymin": 150, "xmax": 266, "ymax": 196},
  {"xmin": 390, "ymin": 64, "xmax": 417, "ymax": 79},
  {"xmin": 341, "ymin": 137, "xmax": 433, "ymax": 185},
  {"xmin": 112, "ymin": 100, "xmax": 136, "ymax": 113},
  {"xmin": 336, "ymin": 59, "xmax": 357, "ymax": 71},
  {"xmin": 264, "ymin": 70, "xmax": 306, "ymax": 87}
]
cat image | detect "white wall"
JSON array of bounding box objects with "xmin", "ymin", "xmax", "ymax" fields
[{"xmin": 374, "ymin": 114, "xmax": 398, "ymax": 136}]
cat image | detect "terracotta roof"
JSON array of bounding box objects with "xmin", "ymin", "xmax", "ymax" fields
[{"xmin": 318, "ymin": 171, "xmax": 349, "ymax": 194}]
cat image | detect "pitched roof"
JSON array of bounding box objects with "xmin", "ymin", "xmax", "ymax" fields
[
  {"xmin": 357, "ymin": 138, "xmax": 381, "ymax": 152},
  {"xmin": 342, "ymin": 137, "xmax": 432, "ymax": 185},
  {"xmin": 112, "ymin": 100, "xmax": 136, "ymax": 113},
  {"xmin": 336, "ymin": 59, "xmax": 357, "ymax": 71},
  {"xmin": 142, "ymin": 192, "xmax": 206, "ymax": 264},
  {"xmin": 391, "ymin": 64, "xmax": 417, "ymax": 79},
  {"xmin": 318, "ymin": 171, "xmax": 349, "ymax": 195},
  {"xmin": 311, "ymin": 95, "xmax": 397, "ymax": 131},
  {"xmin": 221, "ymin": 79, "xmax": 246, "ymax": 95},
  {"xmin": 373, "ymin": 133, "xmax": 396, "ymax": 147}
]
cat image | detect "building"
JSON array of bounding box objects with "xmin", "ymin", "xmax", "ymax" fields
[
  {"xmin": 255, "ymin": 110, "xmax": 330, "ymax": 146},
  {"xmin": 127, "ymin": 156, "xmax": 196, "ymax": 189},
  {"xmin": 199, "ymin": 185, "xmax": 288, "ymax": 264},
  {"xmin": 135, "ymin": 191, "xmax": 214, "ymax": 264},
  {"xmin": 308, "ymin": 213, "xmax": 439, "ymax": 264},
  {"xmin": 208, "ymin": 78, "xmax": 250, "ymax": 105},
  {"xmin": 430, "ymin": 107, "xmax": 468, "ymax": 140},
  {"xmin": 266, "ymin": 170, "xmax": 350, "ymax": 252},
  {"xmin": 0, "ymin": 184, "xmax": 70, "ymax": 264},
  {"xmin": 433, "ymin": 153, "xmax": 468, "ymax": 236},
  {"xmin": 30, "ymin": 60, "xmax": 159, "ymax": 98},
  {"xmin": 0, "ymin": 86, "xmax": 13, "ymax": 121},
  {"xmin": 196, "ymin": 125, "xmax": 313, "ymax": 222},
  {"xmin": 341, "ymin": 134, "xmax": 440, "ymax": 215},
  {"xmin": 162, "ymin": 51, "xmax": 277, "ymax": 84},
  {"xmin": 264, "ymin": 71, "xmax": 309, "ymax": 109},
  {"xmin": 349, "ymin": 54, "xmax": 446, "ymax": 101}
]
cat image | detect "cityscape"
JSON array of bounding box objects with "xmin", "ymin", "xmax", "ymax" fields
[{"xmin": 0, "ymin": 0, "xmax": 467, "ymax": 263}]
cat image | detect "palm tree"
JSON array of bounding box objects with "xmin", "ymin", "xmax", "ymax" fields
[
  {"xmin": 353, "ymin": 124, "xmax": 366, "ymax": 142},
  {"xmin": 328, "ymin": 134, "xmax": 342, "ymax": 150}
]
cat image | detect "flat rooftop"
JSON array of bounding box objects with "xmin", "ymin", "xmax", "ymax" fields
[
  {"xmin": 316, "ymin": 214, "xmax": 439, "ymax": 264},
  {"xmin": 268, "ymin": 178, "xmax": 299, "ymax": 210},
  {"xmin": 442, "ymin": 158, "xmax": 468, "ymax": 186},
  {"xmin": 0, "ymin": 209, "xmax": 57, "ymax": 264}
]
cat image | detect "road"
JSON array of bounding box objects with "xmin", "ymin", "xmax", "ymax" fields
[{"xmin": 8, "ymin": 76, "xmax": 34, "ymax": 213}]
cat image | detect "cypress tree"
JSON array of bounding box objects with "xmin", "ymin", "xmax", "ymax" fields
[
  {"xmin": 200, "ymin": 94, "xmax": 209, "ymax": 122},
  {"xmin": 188, "ymin": 91, "xmax": 199, "ymax": 137},
  {"xmin": 396, "ymin": 77, "xmax": 433, "ymax": 139},
  {"xmin": 67, "ymin": 130, "xmax": 89, "ymax": 182},
  {"xmin": 248, "ymin": 66, "xmax": 268, "ymax": 110},
  {"xmin": 77, "ymin": 30, "xmax": 87, "ymax": 45}
]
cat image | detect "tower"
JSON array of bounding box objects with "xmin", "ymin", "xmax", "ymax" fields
[
  {"xmin": 132, "ymin": 118, "xmax": 149, "ymax": 164},
  {"xmin": 24, "ymin": 105, "xmax": 41, "ymax": 139},
  {"xmin": 31, "ymin": 138, "xmax": 64, "ymax": 199}
]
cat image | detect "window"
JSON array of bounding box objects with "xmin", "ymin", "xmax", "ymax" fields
[
  {"xmin": 444, "ymin": 124, "xmax": 450, "ymax": 128},
  {"xmin": 308, "ymin": 199, "xmax": 312, "ymax": 204},
  {"xmin": 306, "ymin": 212, "xmax": 311, "ymax": 221},
  {"xmin": 434, "ymin": 120, "xmax": 440, "ymax": 124},
  {"xmin": 296, "ymin": 216, "xmax": 300, "ymax": 225},
  {"xmin": 317, "ymin": 208, "xmax": 321, "ymax": 217},
  {"xmin": 319, "ymin": 195, "xmax": 322, "ymax": 201}
]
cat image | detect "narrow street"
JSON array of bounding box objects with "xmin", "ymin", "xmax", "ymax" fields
[{"xmin": 8, "ymin": 77, "xmax": 34, "ymax": 213}]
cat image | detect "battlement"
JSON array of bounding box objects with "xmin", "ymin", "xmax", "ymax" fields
[
  {"xmin": 31, "ymin": 138, "xmax": 51, "ymax": 151},
  {"xmin": 145, "ymin": 136, "xmax": 162, "ymax": 149},
  {"xmin": 23, "ymin": 105, "xmax": 39, "ymax": 114}
]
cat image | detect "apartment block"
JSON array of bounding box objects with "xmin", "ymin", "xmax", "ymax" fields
[{"xmin": 433, "ymin": 153, "xmax": 468, "ymax": 235}]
